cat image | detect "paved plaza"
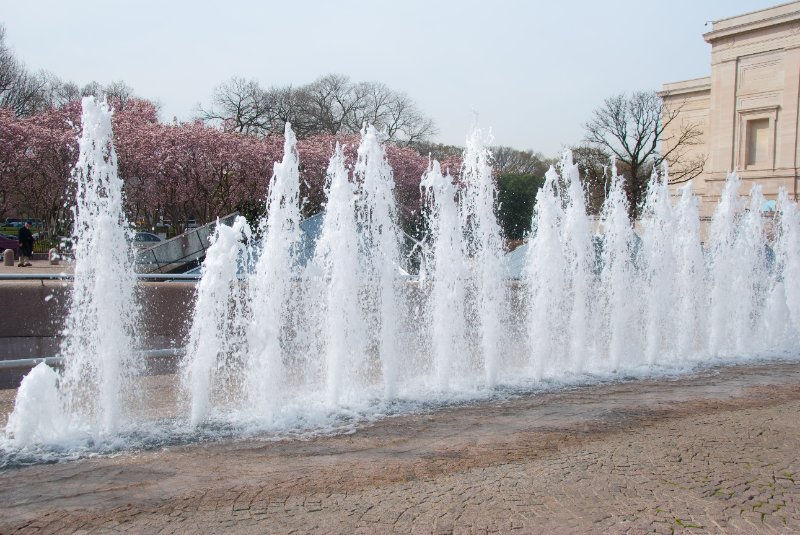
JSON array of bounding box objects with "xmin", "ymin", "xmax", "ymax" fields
[
  {"xmin": 0, "ymin": 259, "xmax": 74, "ymax": 275},
  {"xmin": 0, "ymin": 362, "xmax": 799, "ymax": 534}
]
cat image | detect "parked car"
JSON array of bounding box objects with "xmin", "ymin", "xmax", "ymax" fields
[
  {"xmin": 0, "ymin": 233, "xmax": 19, "ymax": 256},
  {"xmin": 134, "ymin": 232, "xmax": 163, "ymax": 249},
  {"xmin": 3, "ymin": 218, "xmax": 43, "ymax": 229}
]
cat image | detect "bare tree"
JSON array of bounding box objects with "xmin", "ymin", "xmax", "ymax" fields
[
  {"xmin": 383, "ymin": 94, "xmax": 437, "ymax": 145},
  {"xmin": 2, "ymin": 28, "xmax": 139, "ymax": 115},
  {"xmin": 345, "ymin": 81, "xmax": 437, "ymax": 145},
  {"xmin": 199, "ymin": 73, "xmax": 437, "ymax": 144},
  {"xmin": 261, "ymin": 85, "xmax": 313, "ymax": 137},
  {"xmin": 2, "ymin": 70, "xmax": 50, "ymax": 116},
  {"xmin": 101, "ymin": 80, "xmax": 137, "ymax": 109},
  {"xmin": 199, "ymin": 77, "xmax": 271, "ymax": 135},
  {"xmin": 491, "ymin": 146, "xmax": 551, "ymax": 176},
  {"xmin": 0, "ymin": 25, "xmax": 15, "ymax": 94},
  {"xmin": 412, "ymin": 141, "xmax": 463, "ymax": 161},
  {"xmin": 0, "ymin": 25, "xmax": 24, "ymax": 108},
  {"xmin": 0, "ymin": 25, "xmax": 51, "ymax": 116},
  {"xmin": 584, "ymin": 90, "xmax": 705, "ymax": 219},
  {"xmin": 571, "ymin": 144, "xmax": 611, "ymax": 215},
  {"xmin": 34, "ymin": 74, "xmax": 79, "ymax": 108}
]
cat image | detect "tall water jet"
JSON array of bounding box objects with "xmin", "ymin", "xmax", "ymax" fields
[
  {"xmin": 707, "ymin": 173, "xmax": 744, "ymax": 356},
  {"xmin": 420, "ymin": 160, "xmax": 467, "ymax": 390},
  {"xmin": 460, "ymin": 129, "xmax": 507, "ymax": 387},
  {"xmin": 245, "ymin": 124, "xmax": 303, "ymax": 420},
  {"xmin": 732, "ymin": 185, "xmax": 770, "ymax": 353},
  {"xmin": 7, "ymin": 97, "xmax": 140, "ymax": 446},
  {"xmin": 355, "ymin": 125, "xmax": 403, "ymax": 398},
  {"xmin": 313, "ymin": 144, "xmax": 365, "ymax": 404},
  {"xmin": 707, "ymin": 176, "xmax": 770, "ymax": 356},
  {"xmin": 559, "ymin": 151, "xmax": 595, "ymax": 372},
  {"xmin": 761, "ymin": 188, "xmax": 800, "ymax": 348},
  {"xmin": 599, "ymin": 164, "xmax": 640, "ymax": 370},
  {"xmin": 671, "ymin": 181, "xmax": 706, "ymax": 358},
  {"xmin": 761, "ymin": 199, "xmax": 794, "ymax": 348},
  {"xmin": 58, "ymin": 96, "xmax": 141, "ymax": 438},
  {"xmin": 640, "ymin": 166, "xmax": 676, "ymax": 364},
  {"xmin": 181, "ymin": 216, "xmax": 251, "ymax": 426},
  {"xmin": 525, "ymin": 166, "xmax": 566, "ymax": 379},
  {"xmin": 776, "ymin": 188, "xmax": 800, "ymax": 335}
]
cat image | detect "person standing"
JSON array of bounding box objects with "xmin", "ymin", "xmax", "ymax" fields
[{"xmin": 18, "ymin": 221, "xmax": 34, "ymax": 267}]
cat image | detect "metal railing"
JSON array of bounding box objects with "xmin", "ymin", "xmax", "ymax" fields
[
  {"xmin": 0, "ymin": 273, "xmax": 201, "ymax": 282},
  {"xmin": 0, "ymin": 347, "xmax": 185, "ymax": 371},
  {"xmin": 135, "ymin": 213, "xmax": 240, "ymax": 274}
]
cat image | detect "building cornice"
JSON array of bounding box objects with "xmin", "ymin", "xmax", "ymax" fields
[
  {"xmin": 704, "ymin": 1, "xmax": 800, "ymax": 43},
  {"xmin": 658, "ymin": 77, "xmax": 712, "ymax": 98}
]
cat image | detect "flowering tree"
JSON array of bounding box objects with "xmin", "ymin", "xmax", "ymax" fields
[
  {"xmin": 0, "ymin": 108, "xmax": 27, "ymax": 216},
  {"xmin": 0, "ymin": 102, "xmax": 80, "ymax": 231},
  {"xmin": 2, "ymin": 98, "xmax": 458, "ymax": 237},
  {"xmin": 115, "ymin": 100, "xmax": 281, "ymax": 229}
]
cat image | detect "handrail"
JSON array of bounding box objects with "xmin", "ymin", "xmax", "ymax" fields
[
  {"xmin": 136, "ymin": 212, "xmax": 240, "ymax": 274},
  {"xmin": 0, "ymin": 347, "xmax": 186, "ymax": 371},
  {"xmin": 0, "ymin": 273, "xmax": 201, "ymax": 282}
]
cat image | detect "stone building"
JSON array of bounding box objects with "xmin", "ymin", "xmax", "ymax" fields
[{"xmin": 660, "ymin": 1, "xmax": 800, "ymax": 218}]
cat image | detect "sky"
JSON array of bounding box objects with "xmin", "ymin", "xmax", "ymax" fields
[{"xmin": 0, "ymin": 0, "xmax": 783, "ymax": 155}]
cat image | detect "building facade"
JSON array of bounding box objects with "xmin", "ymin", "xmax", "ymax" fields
[{"xmin": 661, "ymin": 1, "xmax": 800, "ymax": 218}]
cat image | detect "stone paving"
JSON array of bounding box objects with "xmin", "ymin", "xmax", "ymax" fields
[
  {"xmin": 1, "ymin": 363, "xmax": 799, "ymax": 534},
  {"xmin": 0, "ymin": 258, "xmax": 73, "ymax": 275}
]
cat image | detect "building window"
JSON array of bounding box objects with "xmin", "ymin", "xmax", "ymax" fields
[{"xmin": 746, "ymin": 118, "xmax": 770, "ymax": 167}]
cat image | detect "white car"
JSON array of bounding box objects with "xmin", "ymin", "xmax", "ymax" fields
[{"xmin": 134, "ymin": 232, "xmax": 163, "ymax": 249}]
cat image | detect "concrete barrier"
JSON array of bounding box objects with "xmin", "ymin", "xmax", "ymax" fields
[{"xmin": 0, "ymin": 281, "xmax": 196, "ymax": 361}]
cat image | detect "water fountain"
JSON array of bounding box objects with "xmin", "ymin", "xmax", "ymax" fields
[
  {"xmin": 524, "ymin": 165, "xmax": 567, "ymax": 379},
  {"xmin": 181, "ymin": 215, "xmax": 251, "ymax": 426},
  {"xmin": 4, "ymin": 98, "xmax": 800, "ymax": 459},
  {"xmin": 243, "ymin": 123, "xmax": 303, "ymax": 423},
  {"xmin": 6, "ymin": 96, "xmax": 140, "ymax": 446},
  {"xmin": 352, "ymin": 125, "xmax": 404, "ymax": 399},
  {"xmin": 670, "ymin": 181, "xmax": 706, "ymax": 358},
  {"xmin": 420, "ymin": 160, "xmax": 467, "ymax": 390},
  {"xmin": 313, "ymin": 144, "xmax": 365, "ymax": 404},
  {"xmin": 459, "ymin": 129, "xmax": 508, "ymax": 387}
]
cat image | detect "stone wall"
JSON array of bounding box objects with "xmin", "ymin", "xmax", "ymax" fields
[{"xmin": 0, "ymin": 281, "xmax": 196, "ymax": 387}]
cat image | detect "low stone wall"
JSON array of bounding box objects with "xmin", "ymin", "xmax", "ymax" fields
[{"xmin": 0, "ymin": 281, "xmax": 196, "ymax": 360}]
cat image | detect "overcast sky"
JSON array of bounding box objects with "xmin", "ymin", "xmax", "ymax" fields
[{"xmin": 0, "ymin": 0, "xmax": 781, "ymax": 155}]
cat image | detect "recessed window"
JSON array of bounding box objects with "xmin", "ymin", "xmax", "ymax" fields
[{"xmin": 746, "ymin": 118, "xmax": 770, "ymax": 167}]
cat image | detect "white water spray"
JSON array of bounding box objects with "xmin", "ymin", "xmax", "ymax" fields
[
  {"xmin": 599, "ymin": 165, "xmax": 640, "ymax": 370},
  {"xmin": 560, "ymin": 152, "xmax": 595, "ymax": 372},
  {"xmin": 5, "ymin": 124, "xmax": 800, "ymax": 458},
  {"xmin": 525, "ymin": 166, "xmax": 566, "ymax": 379},
  {"xmin": 313, "ymin": 144, "xmax": 365, "ymax": 404},
  {"xmin": 245, "ymin": 124, "xmax": 303, "ymax": 421},
  {"xmin": 181, "ymin": 216, "xmax": 251, "ymax": 426},
  {"xmin": 671, "ymin": 181, "xmax": 706, "ymax": 358},
  {"xmin": 355, "ymin": 126, "xmax": 403, "ymax": 398},
  {"xmin": 6, "ymin": 97, "xmax": 140, "ymax": 446},
  {"xmin": 421, "ymin": 160, "xmax": 467, "ymax": 389},
  {"xmin": 460, "ymin": 129, "xmax": 507, "ymax": 387},
  {"xmin": 641, "ymin": 166, "xmax": 677, "ymax": 364}
]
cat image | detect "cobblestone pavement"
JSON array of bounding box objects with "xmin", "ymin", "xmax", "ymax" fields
[
  {"xmin": 0, "ymin": 258, "xmax": 73, "ymax": 274},
  {"xmin": 1, "ymin": 363, "xmax": 799, "ymax": 534}
]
